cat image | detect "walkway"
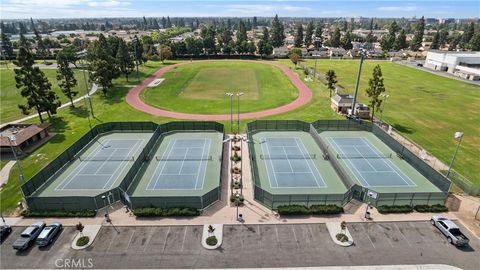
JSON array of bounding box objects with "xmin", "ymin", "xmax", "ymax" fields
[
  {"xmin": 0, "ymin": 161, "xmax": 16, "ymax": 188},
  {"xmin": 125, "ymin": 60, "xmax": 313, "ymax": 120}
]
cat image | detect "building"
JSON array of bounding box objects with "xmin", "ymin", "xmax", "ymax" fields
[
  {"xmin": 351, "ymin": 103, "xmax": 371, "ymax": 119},
  {"xmin": 273, "ymin": 47, "xmax": 289, "ymax": 57},
  {"xmin": 331, "ymin": 93, "xmax": 354, "ymax": 114},
  {"xmin": 425, "ymin": 51, "xmax": 480, "ymax": 80},
  {"xmin": 0, "ymin": 124, "xmax": 51, "ymax": 156}
]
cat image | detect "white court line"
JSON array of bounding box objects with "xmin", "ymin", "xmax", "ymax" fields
[
  {"xmin": 280, "ymin": 146, "xmax": 295, "ymax": 173},
  {"xmin": 148, "ymin": 139, "xmax": 175, "ymax": 190},
  {"xmin": 176, "ymin": 146, "xmax": 190, "ymax": 174},
  {"xmin": 351, "ymin": 146, "xmax": 379, "ymax": 172},
  {"xmin": 262, "ymin": 138, "xmax": 280, "ymax": 188},
  {"xmin": 294, "ymin": 137, "xmax": 327, "ymax": 188},
  {"xmin": 328, "ymin": 137, "xmax": 370, "ymax": 187},
  {"xmin": 94, "ymin": 148, "xmax": 119, "ymax": 174},
  {"xmin": 55, "ymin": 139, "xmax": 111, "ymax": 191},
  {"xmin": 101, "ymin": 139, "xmax": 144, "ymax": 190},
  {"xmin": 193, "ymin": 138, "xmax": 207, "ymax": 190},
  {"xmin": 360, "ymin": 137, "xmax": 416, "ymax": 187},
  {"xmin": 197, "ymin": 138, "xmax": 211, "ymax": 190}
]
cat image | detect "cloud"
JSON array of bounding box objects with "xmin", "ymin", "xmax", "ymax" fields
[
  {"xmin": 205, "ymin": 4, "xmax": 311, "ymax": 15},
  {"xmin": 88, "ymin": 1, "xmax": 131, "ymax": 8},
  {"xmin": 378, "ymin": 5, "xmax": 421, "ymax": 12}
]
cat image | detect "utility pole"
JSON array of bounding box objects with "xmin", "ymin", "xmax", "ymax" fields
[{"xmin": 351, "ymin": 52, "xmax": 365, "ymax": 117}]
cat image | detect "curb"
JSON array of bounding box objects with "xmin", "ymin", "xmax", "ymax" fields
[
  {"xmin": 326, "ymin": 222, "xmax": 354, "ymax": 247},
  {"xmin": 201, "ymin": 224, "xmax": 223, "ymax": 250},
  {"xmin": 71, "ymin": 225, "xmax": 101, "ymax": 250}
]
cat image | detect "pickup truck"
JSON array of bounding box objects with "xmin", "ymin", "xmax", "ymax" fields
[
  {"xmin": 12, "ymin": 222, "xmax": 46, "ymax": 250},
  {"xmin": 431, "ymin": 215, "xmax": 469, "ymax": 246}
]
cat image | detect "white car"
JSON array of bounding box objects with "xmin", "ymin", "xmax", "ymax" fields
[{"xmin": 431, "ymin": 215, "xmax": 469, "ymax": 246}]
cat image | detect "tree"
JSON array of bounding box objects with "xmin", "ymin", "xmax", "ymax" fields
[
  {"xmin": 294, "ymin": 22, "xmax": 304, "ymax": 47},
  {"xmin": 257, "ymin": 28, "xmax": 273, "ymax": 57},
  {"xmin": 314, "ymin": 22, "xmax": 323, "ymax": 48},
  {"xmin": 157, "ymin": 45, "xmax": 172, "ymax": 63},
  {"xmin": 56, "ymin": 50, "xmax": 78, "ymax": 107},
  {"xmin": 394, "ymin": 29, "xmax": 407, "ymax": 50},
  {"xmin": 341, "ymin": 32, "xmax": 353, "ymax": 50},
  {"xmin": 366, "ymin": 30, "xmax": 376, "ymax": 43},
  {"xmin": 365, "ymin": 65, "xmax": 386, "ymax": 120},
  {"xmin": 236, "ymin": 20, "xmax": 248, "ymax": 43},
  {"xmin": 431, "ymin": 31, "xmax": 440, "ymax": 50},
  {"xmin": 30, "ymin": 18, "xmax": 49, "ymax": 62},
  {"xmin": 166, "ymin": 16, "xmax": 172, "ymax": 28},
  {"xmin": 410, "ymin": 16, "xmax": 425, "ymax": 51},
  {"xmin": 271, "ymin": 14, "xmax": 285, "ymax": 47},
  {"xmin": 252, "ymin": 16, "xmax": 257, "ymax": 30},
  {"xmin": 116, "ymin": 39, "xmax": 134, "ymax": 81},
  {"xmin": 88, "ymin": 34, "xmax": 119, "ymax": 96},
  {"xmin": 438, "ymin": 29, "xmax": 449, "ymax": 48},
  {"xmin": 330, "ymin": 28, "xmax": 341, "ymax": 48},
  {"xmin": 461, "ymin": 22, "xmax": 475, "ymax": 49},
  {"xmin": 289, "ymin": 53, "xmax": 300, "ymax": 68},
  {"xmin": 305, "ymin": 21, "xmax": 314, "ymax": 47},
  {"xmin": 325, "ymin": 69, "xmax": 337, "ymax": 98},
  {"xmin": 1, "ymin": 32, "xmax": 14, "ymax": 63},
  {"xmin": 470, "ymin": 31, "xmax": 480, "ymax": 51}
]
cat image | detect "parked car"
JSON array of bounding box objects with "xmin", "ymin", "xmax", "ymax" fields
[
  {"xmin": 12, "ymin": 222, "xmax": 45, "ymax": 250},
  {"xmin": 36, "ymin": 223, "xmax": 63, "ymax": 247},
  {"xmin": 431, "ymin": 215, "xmax": 469, "ymax": 246},
  {"xmin": 1, "ymin": 224, "xmax": 13, "ymax": 242}
]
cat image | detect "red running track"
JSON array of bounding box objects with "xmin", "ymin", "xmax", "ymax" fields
[{"xmin": 126, "ymin": 60, "xmax": 312, "ymax": 120}]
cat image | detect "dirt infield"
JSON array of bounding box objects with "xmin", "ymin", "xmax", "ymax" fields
[{"xmin": 126, "ymin": 60, "xmax": 313, "ymax": 120}]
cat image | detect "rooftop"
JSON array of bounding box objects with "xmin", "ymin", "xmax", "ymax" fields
[{"xmin": 0, "ymin": 123, "xmax": 50, "ymax": 147}]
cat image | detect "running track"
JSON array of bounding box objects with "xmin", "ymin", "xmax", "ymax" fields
[{"xmin": 126, "ymin": 60, "xmax": 313, "ymax": 120}]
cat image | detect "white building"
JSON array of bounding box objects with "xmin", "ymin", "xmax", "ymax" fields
[{"xmin": 425, "ymin": 51, "xmax": 480, "ymax": 81}]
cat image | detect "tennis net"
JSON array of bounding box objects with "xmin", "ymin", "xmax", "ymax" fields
[
  {"xmin": 337, "ymin": 153, "xmax": 392, "ymax": 159},
  {"xmin": 260, "ymin": 154, "xmax": 316, "ymax": 160},
  {"xmin": 155, "ymin": 155, "xmax": 212, "ymax": 161},
  {"xmin": 79, "ymin": 156, "xmax": 135, "ymax": 161}
]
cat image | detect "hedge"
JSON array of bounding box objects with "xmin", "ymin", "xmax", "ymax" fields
[
  {"xmin": 377, "ymin": 205, "xmax": 413, "ymax": 214},
  {"xmin": 414, "ymin": 204, "xmax": 448, "ymax": 213},
  {"xmin": 277, "ymin": 205, "xmax": 343, "ymax": 215},
  {"xmin": 133, "ymin": 207, "xmax": 199, "ymax": 217},
  {"xmin": 21, "ymin": 210, "xmax": 97, "ymax": 217}
]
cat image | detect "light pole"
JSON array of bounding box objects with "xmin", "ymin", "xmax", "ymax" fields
[
  {"xmin": 350, "ymin": 51, "xmax": 366, "ymax": 117},
  {"xmin": 446, "ymin": 131, "xmax": 464, "ymax": 178},
  {"xmin": 379, "ymin": 94, "xmax": 389, "ymax": 123},
  {"xmin": 236, "ymin": 92, "xmax": 244, "ymax": 134},
  {"xmin": 76, "ymin": 50, "xmax": 95, "ymax": 118},
  {"xmin": 102, "ymin": 195, "xmax": 110, "ymax": 222},
  {"xmin": 235, "ymin": 193, "xmax": 240, "ymax": 221},
  {"xmin": 226, "ymin": 92, "xmax": 234, "ymax": 133},
  {"xmin": 313, "ymin": 37, "xmax": 321, "ymax": 81},
  {"xmin": 133, "ymin": 35, "xmax": 139, "ymax": 80},
  {"xmin": 6, "ymin": 135, "xmax": 25, "ymax": 183}
]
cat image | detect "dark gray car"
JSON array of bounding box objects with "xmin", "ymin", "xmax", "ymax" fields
[{"xmin": 36, "ymin": 223, "xmax": 63, "ymax": 247}]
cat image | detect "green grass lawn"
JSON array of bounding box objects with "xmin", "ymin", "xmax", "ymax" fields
[
  {"xmin": 140, "ymin": 61, "xmax": 298, "ymax": 114},
  {"xmin": 302, "ymin": 59, "xmax": 480, "ymax": 185},
  {"xmin": 0, "ymin": 69, "xmax": 88, "ymax": 122}
]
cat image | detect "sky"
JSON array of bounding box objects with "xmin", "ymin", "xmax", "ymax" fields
[{"xmin": 1, "ymin": 0, "xmax": 478, "ymax": 19}]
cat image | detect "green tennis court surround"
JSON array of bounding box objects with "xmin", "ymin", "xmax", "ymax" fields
[
  {"xmin": 22, "ymin": 121, "xmax": 224, "ymax": 211},
  {"xmin": 248, "ymin": 120, "xmax": 451, "ymax": 209}
]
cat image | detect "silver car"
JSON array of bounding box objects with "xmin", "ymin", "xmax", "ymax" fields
[{"xmin": 36, "ymin": 223, "xmax": 62, "ymax": 247}]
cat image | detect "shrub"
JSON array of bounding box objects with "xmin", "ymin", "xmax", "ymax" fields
[
  {"xmin": 21, "ymin": 210, "xmax": 96, "ymax": 217},
  {"xmin": 277, "ymin": 205, "xmax": 310, "ymax": 215},
  {"xmin": 76, "ymin": 236, "xmax": 89, "ymax": 247},
  {"xmin": 206, "ymin": 236, "xmax": 218, "ymax": 246},
  {"xmin": 309, "ymin": 205, "xmax": 343, "ymax": 215},
  {"xmin": 414, "ymin": 204, "xmax": 448, "ymax": 213},
  {"xmin": 231, "ymin": 167, "xmax": 241, "ymax": 174},
  {"xmin": 44, "ymin": 61, "xmax": 53, "ymax": 66},
  {"xmin": 377, "ymin": 205, "xmax": 413, "ymax": 214},
  {"xmin": 336, "ymin": 233, "xmax": 349, "ymax": 243},
  {"xmin": 232, "ymin": 146, "xmax": 240, "ymax": 151},
  {"xmin": 133, "ymin": 207, "xmax": 199, "ymax": 217},
  {"xmin": 230, "ymin": 153, "xmax": 241, "ymax": 162},
  {"xmin": 229, "ymin": 193, "xmax": 244, "ymax": 205},
  {"xmin": 233, "ymin": 181, "xmax": 241, "ymax": 189}
]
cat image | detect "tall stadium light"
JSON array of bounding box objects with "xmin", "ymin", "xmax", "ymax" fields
[
  {"xmin": 133, "ymin": 36, "xmax": 139, "ymax": 80},
  {"xmin": 313, "ymin": 37, "xmax": 321, "ymax": 81},
  {"xmin": 226, "ymin": 92, "xmax": 234, "ymax": 133},
  {"xmin": 76, "ymin": 50, "xmax": 95, "ymax": 118},
  {"xmin": 6, "ymin": 135, "xmax": 25, "ymax": 183},
  {"xmin": 350, "ymin": 50, "xmax": 366, "ymax": 117},
  {"xmin": 236, "ymin": 92, "xmax": 244, "ymax": 134},
  {"xmin": 102, "ymin": 195, "xmax": 110, "ymax": 222},
  {"xmin": 379, "ymin": 94, "xmax": 390, "ymax": 123},
  {"xmin": 235, "ymin": 193, "xmax": 240, "ymax": 221},
  {"xmin": 446, "ymin": 131, "xmax": 464, "ymax": 178}
]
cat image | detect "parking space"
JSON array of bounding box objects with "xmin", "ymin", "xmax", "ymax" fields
[{"xmin": 1, "ymin": 222, "xmax": 478, "ymax": 269}]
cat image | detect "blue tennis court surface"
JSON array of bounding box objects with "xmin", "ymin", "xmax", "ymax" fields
[
  {"xmin": 327, "ymin": 137, "xmax": 416, "ymax": 187},
  {"xmin": 56, "ymin": 139, "xmax": 143, "ymax": 191},
  {"xmin": 260, "ymin": 137, "xmax": 326, "ymax": 188},
  {"xmin": 147, "ymin": 138, "xmax": 211, "ymax": 190}
]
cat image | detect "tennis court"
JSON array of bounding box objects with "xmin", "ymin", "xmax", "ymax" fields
[
  {"xmin": 55, "ymin": 139, "xmax": 144, "ymax": 191},
  {"xmin": 146, "ymin": 138, "xmax": 211, "ymax": 190},
  {"xmin": 260, "ymin": 137, "xmax": 326, "ymax": 188},
  {"xmin": 327, "ymin": 137, "xmax": 416, "ymax": 187}
]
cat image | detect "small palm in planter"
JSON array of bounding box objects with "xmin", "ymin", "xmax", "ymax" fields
[
  {"xmin": 76, "ymin": 222, "xmax": 84, "ymax": 237},
  {"xmin": 206, "ymin": 225, "xmax": 217, "ymax": 246},
  {"xmin": 231, "ymin": 152, "xmax": 241, "ymax": 162},
  {"xmin": 231, "ymin": 167, "xmax": 241, "ymax": 174}
]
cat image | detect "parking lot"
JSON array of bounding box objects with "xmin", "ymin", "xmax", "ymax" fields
[{"xmin": 1, "ymin": 221, "xmax": 479, "ymax": 269}]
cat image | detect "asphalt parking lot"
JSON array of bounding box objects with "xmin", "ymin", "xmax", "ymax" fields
[{"xmin": 1, "ymin": 221, "xmax": 479, "ymax": 269}]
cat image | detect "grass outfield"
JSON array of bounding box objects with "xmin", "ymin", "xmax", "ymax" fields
[
  {"xmin": 0, "ymin": 69, "xmax": 88, "ymax": 122},
  {"xmin": 140, "ymin": 61, "xmax": 298, "ymax": 114},
  {"xmin": 301, "ymin": 59, "xmax": 479, "ymax": 185}
]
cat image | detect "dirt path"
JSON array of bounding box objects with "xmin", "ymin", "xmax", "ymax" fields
[{"xmin": 125, "ymin": 60, "xmax": 313, "ymax": 120}]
